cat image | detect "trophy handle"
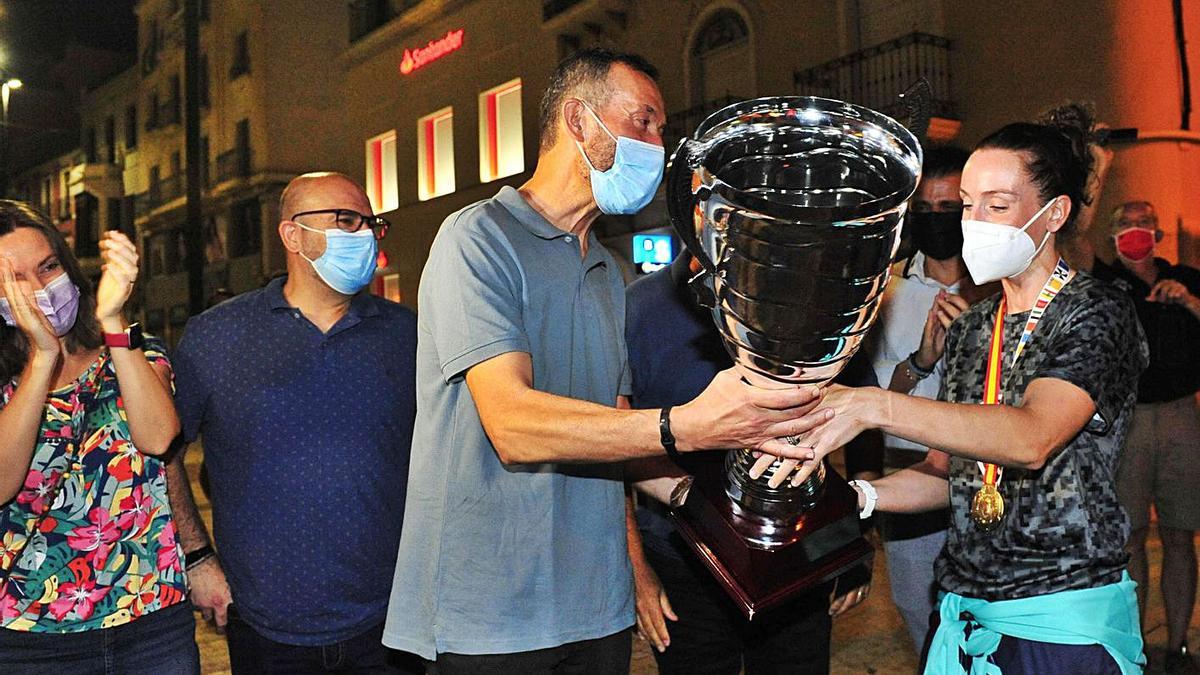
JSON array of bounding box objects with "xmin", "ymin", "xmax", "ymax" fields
[{"xmin": 666, "ymin": 138, "xmax": 719, "ymax": 278}]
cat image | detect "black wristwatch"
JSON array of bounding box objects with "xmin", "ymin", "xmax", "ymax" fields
[
  {"xmin": 659, "ymin": 407, "xmax": 682, "ymax": 463},
  {"xmin": 185, "ymin": 545, "xmax": 216, "ymax": 571}
]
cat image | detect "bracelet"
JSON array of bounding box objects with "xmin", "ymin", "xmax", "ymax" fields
[
  {"xmin": 659, "ymin": 407, "xmax": 682, "ymax": 463},
  {"xmin": 184, "ymin": 545, "xmax": 216, "ymax": 571},
  {"xmin": 849, "ymin": 479, "xmax": 878, "ymax": 519},
  {"xmin": 906, "ymin": 350, "xmax": 935, "ymax": 380}
]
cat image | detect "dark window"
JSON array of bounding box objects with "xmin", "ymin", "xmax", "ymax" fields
[
  {"xmin": 74, "ymin": 192, "xmax": 100, "ymax": 258},
  {"xmin": 104, "ymin": 116, "xmax": 116, "ymax": 164},
  {"xmin": 149, "ymin": 165, "xmax": 161, "ymax": 205},
  {"xmin": 84, "ymin": 127, "xmax": 97, "ymax": 164},
  {"xmin": 107, "ymin": 198, "xmax": 122, "ymax": 232},
  {"xmin": 141, "ymin": 19, "xmax": 160, "ymax": 75},
  {"xmin": 230, "ymin": 31, "xmax": 250, "ymax": 78},
  {"xmin": 348, "ymin": 0, "xmax": 392, "ymax": 42},
  {"xmin": 235, "ymin": 118, "xmax": 251, "ymax": 174},
  {"xmin": 199, "ymin": 54, "xmax": 211, "ymax": 108},
  {"xmin": 228, "ymin": 199, "xmax": 262, "ymax": 257},
  {"xmin": 148, "ymin": 229, "xmax": 183, "ymax": 277},
  {"xmin": 166, "ymin": 74, "xmax": 182, "ymax": 125},
  {"xmin": 199, "ymin": 0, "xmax": 211, "ymax": 21},
  {"xmin": 147, "ymin": 92, "xmax": 160, "ymax": 131},
  {"xmin": 125, "ymin": 104, "xmax": 138, "ymax": 149}
]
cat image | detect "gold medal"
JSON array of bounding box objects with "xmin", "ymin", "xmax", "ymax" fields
[{"xmin": 970, "ymin": 483, "xmax": 1005, "ymax": 530}]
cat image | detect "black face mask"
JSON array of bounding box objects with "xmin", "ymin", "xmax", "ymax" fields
[{"xmin": 909, "ymin": 211, "xmax": 963, "ymax": 261}]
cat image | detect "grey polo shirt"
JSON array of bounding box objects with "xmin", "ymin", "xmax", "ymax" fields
[{"xmin": 383, "ymin": 186, "xmax": 634, "ymax": 659}]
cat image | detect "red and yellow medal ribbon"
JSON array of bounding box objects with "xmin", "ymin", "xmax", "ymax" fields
[{"xmin": 976, "ymin": 257, "xmax": 1072, "ymax": 494}]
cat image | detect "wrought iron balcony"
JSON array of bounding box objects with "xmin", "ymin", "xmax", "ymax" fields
[
  {"xmin": 793, "ymin": 32, "xmax": 957, "ymax": 121},
  {"xmin": 663, "ymin": 95, "xmax": 743, "ymax": 149},
  {"xmin": 216, "ymin": 147, "xmax": 252, "ymax": 183}
]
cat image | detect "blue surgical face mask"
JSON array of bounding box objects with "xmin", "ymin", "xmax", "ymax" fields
[
  {"xmin": 575, "ymin": 102, "xmax": 664, "ymax": 215},
  {"xmin": 296, "ymin": 224, "xmax": 378, "ymax": 295}
]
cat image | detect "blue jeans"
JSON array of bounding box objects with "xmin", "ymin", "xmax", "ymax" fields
[
  {"xmin": 884, "ymin": 528, "xmax": 947, "ymax": 652},
  {"xmin": 0, "ymin": 601, "xmax": 199, "ymax": 675},
  {"xmin": 226, "ymin": 605, "xmax": 422, "ymax": 674}
]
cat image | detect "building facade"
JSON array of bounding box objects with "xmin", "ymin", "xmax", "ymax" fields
[{"xmin": 7, "ymin": 0, "xmax": 1200, "ymax": 328}]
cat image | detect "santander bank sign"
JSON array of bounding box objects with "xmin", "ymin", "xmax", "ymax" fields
[{"xmin": 399, "ymin": 29, "xmax": 465, "ymax": 75}]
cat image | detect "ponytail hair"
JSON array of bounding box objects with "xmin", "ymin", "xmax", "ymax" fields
[{"xmin": 975, "ymin": 102, "xmax": 1097, "ymax": 236}]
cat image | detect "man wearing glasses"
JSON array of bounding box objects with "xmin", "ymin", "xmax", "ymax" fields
[
  {"xmin": 1093, "ymin": 200, "xmax": 1200, "ymax": 672},
  {"xmin": 167, "ymin": 172, "xmax": 421, "ymax": 673}
]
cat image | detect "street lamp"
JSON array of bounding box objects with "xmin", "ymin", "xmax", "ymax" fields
[
  {"xmin": 1, "ymin": 77, "xmax": 22, "ymax": 196},
  {"xmin": 1, "ymin": 77, "xmax": 21, "ymax": 122}
]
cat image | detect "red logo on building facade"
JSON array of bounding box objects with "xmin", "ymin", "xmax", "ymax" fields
[{"xmin": 399, "ymin": 29, "xmax": 465, "ymax": 75}]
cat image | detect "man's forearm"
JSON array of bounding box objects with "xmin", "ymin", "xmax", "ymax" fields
[
  {"xmin": 483, "ymin": 387, "xmax": 663, "ymax": 463},
  {"xmin": 165, "ymin": 446, "xmax": 214, "ymax": 552}
]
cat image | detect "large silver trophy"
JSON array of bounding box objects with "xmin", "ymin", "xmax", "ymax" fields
[{"xmin": 665, "ymin": 92, "xmax": 925, "ymax": 617}]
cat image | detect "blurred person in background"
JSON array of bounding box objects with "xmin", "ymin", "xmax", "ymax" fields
[{"xmin": 1093, "ymin": 200, "xmax": 1200, "ymax": 673}]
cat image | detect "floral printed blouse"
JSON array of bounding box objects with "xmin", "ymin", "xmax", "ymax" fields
[{"xmin": 0, "ymin": 340, "xmax": 187, "ymax": 633}]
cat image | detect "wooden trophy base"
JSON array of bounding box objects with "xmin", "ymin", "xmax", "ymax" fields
[{"xmin": 669, "ymin": 458, "xmax": 873, "ymax": 619}]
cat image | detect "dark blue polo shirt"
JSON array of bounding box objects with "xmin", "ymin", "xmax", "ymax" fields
[
  {"xmin": 627, "ymin": 254, "xmax": 882, "ymax": 558},
  {"xmin": 173, "ymin": 276, "xmax": 417, "ymax": 645}
]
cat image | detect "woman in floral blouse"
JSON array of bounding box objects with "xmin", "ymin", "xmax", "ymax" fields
[{"xmin": 0, "ymin": 200, "xmax": 196, "ymax": 673}]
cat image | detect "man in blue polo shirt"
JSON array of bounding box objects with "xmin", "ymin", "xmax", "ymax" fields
[
  {"xmin": 384, "ymin": 49, "xmax": 832, "ymax": 673},
  {"xmin": 166, "ymin": 172, "xmax": 419, "ymax": 673}
]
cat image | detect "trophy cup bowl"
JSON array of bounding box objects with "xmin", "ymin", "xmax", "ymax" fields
[{"xmin": 665, "ymin": 96, "xmax": 923, "ymax": 617}]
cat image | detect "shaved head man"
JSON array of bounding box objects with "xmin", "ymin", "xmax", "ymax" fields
[{"xmin": 167, "ymin": 172, "xmax": 421, "ymax": 673}]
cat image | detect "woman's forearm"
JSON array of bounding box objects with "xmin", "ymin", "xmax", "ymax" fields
[
  {"xmin": 106, "ymin": 330, "xmax": 180, "ymax": 456},
  {"xmin": 0, "ymin": 354, "xmax": 57, "ymax": 502},
  {"xmin": 872, "ymin": 459, "xmax": 950, "ymax": 514},
  {"xmin": 868, "ymin": 379, "xmax": 1093, "ymax": 470}
]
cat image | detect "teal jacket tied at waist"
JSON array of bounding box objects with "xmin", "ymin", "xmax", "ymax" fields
[{"xmin": 925, "ymin": 573, "xmax": 1145, "ymax": 674}]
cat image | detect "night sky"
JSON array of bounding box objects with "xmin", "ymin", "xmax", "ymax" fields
[{"xmin": 0, "ymin": 0, "xmax": 137, "ymax": 87}]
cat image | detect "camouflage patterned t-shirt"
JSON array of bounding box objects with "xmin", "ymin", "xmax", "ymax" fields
[{"xmin": 934, "ymin": 271, "xmax": 1148, "ymax": 600}]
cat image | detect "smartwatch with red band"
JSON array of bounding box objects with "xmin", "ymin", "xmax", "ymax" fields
[{"xmin": 104, "ymin": 322, "xmax": 144, "ymax": 350}]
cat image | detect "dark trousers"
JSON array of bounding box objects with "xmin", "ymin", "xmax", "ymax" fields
[
  {"xmin": 0, "ymin": 601, "xmax": 200, "ymax": 675},
  {"xmin": 921, "ymin": 611, "xmax": 1123, "ymax": 674},
  {"xmin": 645, "ymin": 538, "xmax": 833, "ymax": 675},
  {"xmin": 427, "ymin": 628, "xmax": 632, "ymax": 675},
  {"xmin": 226, "ymin": 605, "xmax": 422, "ymax": 675}
]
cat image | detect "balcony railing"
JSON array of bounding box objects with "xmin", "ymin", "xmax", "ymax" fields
[
  {"xmin": 793, "ymin": 32, "xmax": 957, "ymax": 120},
  {"xmin": 542, "ymin": 0, "xmax": 584, "ymax": 20},
  {"xmin": 216, "ymin": 147, "xmax": 252, "ymax": 183},
  {"xmin": 158, "ymin": 100, "xmax": 182, "ymax": 127},
  {"xmin": 663, "ymin": 95, "xmax": 743, "ymax": 149},
  {"xmin": 133, "ymin": 174, "xmax": 185, "ymax": 216}
]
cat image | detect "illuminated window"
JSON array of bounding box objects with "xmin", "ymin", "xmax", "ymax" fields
[
  {"xmin": 417, "ymin": 107, "xmax": 455, "ymax": 200},
  {"xmin": 383, "ymin": 273, "xmax": 402, "ymax": 303},
  {"xmin": 479, "ymin": 79, "xmax": 524, "ymax": 182},
  {"xmin": 365, "ymin": 130, "xmax": 398, "ymax": 213}
]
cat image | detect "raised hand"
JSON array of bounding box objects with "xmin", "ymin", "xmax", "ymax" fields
[
  {"xmin": 916, "ymin": 290, "xmax": 969, "ymax": 369},
  {"xmin": 0, "ymin": 257, "xmax": 60, "ymax": 359},
  {"xmin": 95, "ymin": 231, "xmax": 140, "ymax": 325}
]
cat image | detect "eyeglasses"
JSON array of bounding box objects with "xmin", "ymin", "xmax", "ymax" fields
[
  {"xmin": 290, "ymin": 209, "xmax": 390, "ymax": 240},
  {"xmin": 1116, "ymin": 216, "xmax": 1156, "ymax": 229}
]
